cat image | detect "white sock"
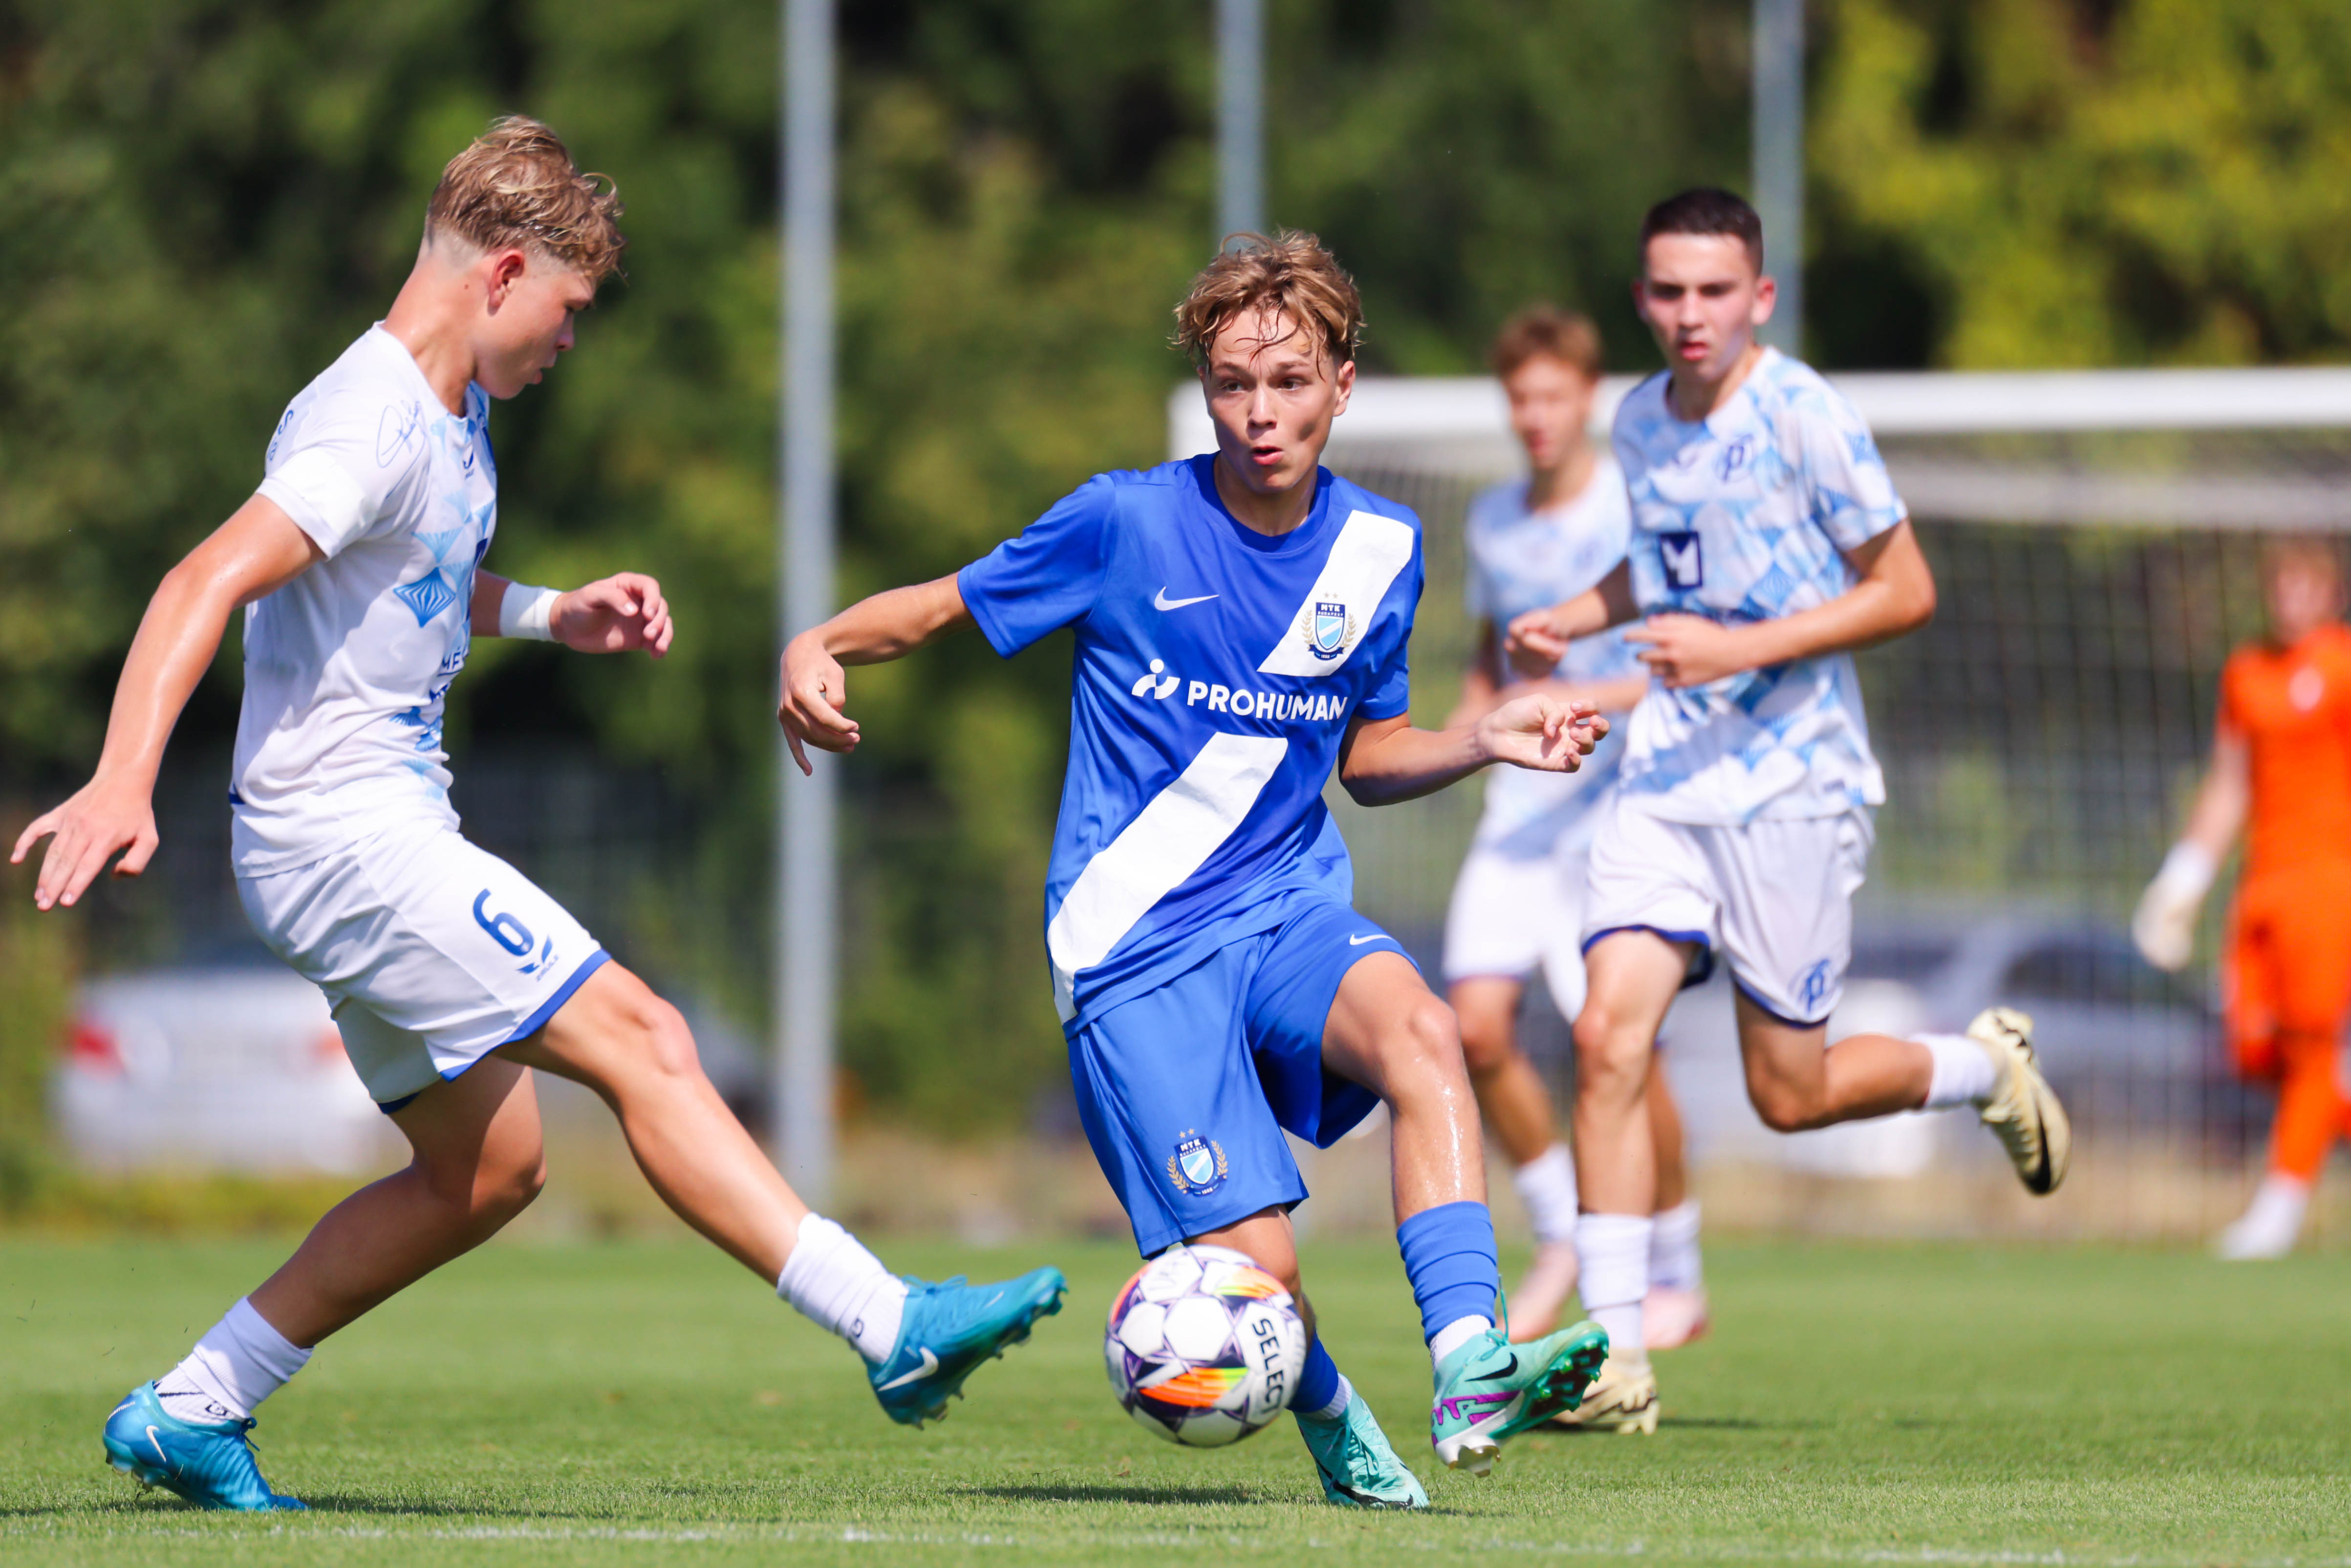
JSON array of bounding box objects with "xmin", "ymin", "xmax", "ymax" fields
[
  {"xmin": 2236, "ymin": 1174, "xmax": 2312, "ymax": 1238},
  {"xmin": 1575, "ymin": 1212, "xmax": 1652, "ymax": 1361},
  {"xmin": 776, "ymin": 1214, "xmax": 908, "ymax": 1364},
  {"xmin": 1512, "ymin": 1144, "xmax": 1580, "ymax": 1246},
  {"xmin": 1649, "ymin": 1200, "xmax": 1704, "ymax": 1293},
  {"xmin": 1918, "ymin": 1032, "xmax": 1998, "ymax": 1109},
  {"xmin": 1301, "ymin": 1372, "xmax": 1353, "ymax": 1422},
  {"xmin": 1429, "ymin": 1315, "xmax": 1494, "ymax": 1368},
  {"xmin": 153, "ymin": 1298, "xmax": 310, "ymax": 1423}
]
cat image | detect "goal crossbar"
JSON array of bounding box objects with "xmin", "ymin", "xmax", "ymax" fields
[{"xmin": 1167, "ymin": 366, "xmax": 2351, "ymax": 531}]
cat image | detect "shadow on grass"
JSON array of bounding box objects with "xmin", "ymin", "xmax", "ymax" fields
[
  {"xmin": 0, "ymin": 1496, "xmax": 609, "ymax": 1522},
  {"xmin": 960, "ymin": 1482, "xmax": 1270, "ymax": 1507}
]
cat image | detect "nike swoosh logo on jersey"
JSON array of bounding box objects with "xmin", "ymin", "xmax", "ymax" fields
[
  {"xmin": 1348, "ymin": 933, "xmax": 1393, "ymax": 946},
  {"xmin": 1154, "ymin": 588, "xmax": 1218, "ymax": 611},
  {"xmin": 876, "ymin": 1348, "xmax": 940, "ymax": 1390}
]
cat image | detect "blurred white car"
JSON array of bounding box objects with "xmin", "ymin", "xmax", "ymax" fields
[{"xmin": 54, "ymin": 948, "xmax": 398, "ymax": 1175}]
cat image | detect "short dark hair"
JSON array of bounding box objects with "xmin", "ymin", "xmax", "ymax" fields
[{"xmin": 1638, "ymin": 188, "xmax": 1763, "ymax": 274}]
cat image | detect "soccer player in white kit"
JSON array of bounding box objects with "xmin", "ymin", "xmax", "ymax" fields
[
  {"xmin": 1438, "ymin": 307, "xmax": 1705, "ymax": 1346},
  {"xmin": 11, "ymin": 119, "xmax": 1061, "ymax": 1511},
  {"xmin": 1508, "ymin": 190, "xmax": 2071, "ymax": 1433}
]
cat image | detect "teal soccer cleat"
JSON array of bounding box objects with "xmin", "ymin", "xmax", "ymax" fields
[
  {"xmin": 101, "ymin": 1383, "xmax": 305, "ymax": 1511},
  {"xmin": 868, "ymin": 1267, "xmax": 1067, "ymax": 1426},
  {"xmin": 1429, "ymin": 1319, "xmax": 1610, "ymax": 1476},
  {"xmin": 1297, "ymin": 1393, "xmax": 1428, "ymax": 1509}
]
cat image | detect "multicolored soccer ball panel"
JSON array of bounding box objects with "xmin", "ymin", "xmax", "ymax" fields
[{"xmin": 1103, "ymin": 1244, "xmax": 1309, "ymax": 1447}]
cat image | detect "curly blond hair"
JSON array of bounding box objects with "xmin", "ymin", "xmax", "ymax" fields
[
  {"xmin": 1172, "ymin": 231, "xmax": 1363, "ymax": 369},
  {"xmin": 425, "ymin": 116, "xmax": 626, "ymax": 283}
]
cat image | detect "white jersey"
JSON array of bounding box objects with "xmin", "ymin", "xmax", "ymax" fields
[
  {"xmin": 1609, "ymin": 348, "xmax": 1904, "ymax": 826},
  {"xmin": 232, "ymin": 326, "xmax": 496, "ymax": 874},
  {"xmin": 1462, "ymin": 461, "xmax": 1644, "ymax": 857}
]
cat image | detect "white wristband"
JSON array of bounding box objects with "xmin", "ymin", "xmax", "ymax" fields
[
  {"xmin": 499, "ymin": 582, "xmax": 561, "ymax": 642},
  {"xmin": 2152, "ymin": 840, "xmax": 2218, "ymax": 904}
]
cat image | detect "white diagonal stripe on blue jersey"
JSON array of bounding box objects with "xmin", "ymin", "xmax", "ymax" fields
[
  {"xmin": 1045, "ymin": 731, "xmax": 1290, "ymax": 1020},
  {"xmin": 1254, "ymin": 510, "xmax": 1416, "ymax": 677}
]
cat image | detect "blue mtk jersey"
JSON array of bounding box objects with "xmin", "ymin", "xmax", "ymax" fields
[{"xmin": 958, "ymin": 455, "xmax": 1423, "ymax": 1025}]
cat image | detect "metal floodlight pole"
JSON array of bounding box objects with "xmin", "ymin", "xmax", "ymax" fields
[
  {"xmin": 1752, "ymin": 0, "xmax": 1804, "ymax": 354},
  {"xmin": 1217, "ymin": 0, "xmax": 1264, "ymax": 242},
  {"xmin": 776, "ymin": 0, "xmax": 836, "ymax": 1203}
]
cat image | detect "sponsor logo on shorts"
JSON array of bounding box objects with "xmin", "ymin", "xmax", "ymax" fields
[
  {"xmin": 1795, "ymin": 958, "xmax": 1833, "ymax": 1016},
  {"xmin": 1166, "ymin": 1130, "xmax": 1228, "ymax": 1198}
]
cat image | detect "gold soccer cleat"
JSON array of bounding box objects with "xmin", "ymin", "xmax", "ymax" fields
[
  {"xmin": 1548, "ymin": 1356, "xmax": 1659, "ymax": 1435},
  {"xmin": 1967, "ymin": 1007, "xmax": 2071, "ymax": 1196}
]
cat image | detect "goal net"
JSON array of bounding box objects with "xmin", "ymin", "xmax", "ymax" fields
[{"xmin": 1171, "ymin": 369, "xmax": 2351, "ymax": 1242}]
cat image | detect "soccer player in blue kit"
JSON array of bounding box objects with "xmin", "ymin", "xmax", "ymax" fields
[{"xmin": 780, "ymin": 233, "xmax": 1612, "ymax": 1506}]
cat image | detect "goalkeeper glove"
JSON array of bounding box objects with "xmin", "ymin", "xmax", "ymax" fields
[{"xmin": 2131, "ymin": 842, "xmax": 2216, "ymax": 972}]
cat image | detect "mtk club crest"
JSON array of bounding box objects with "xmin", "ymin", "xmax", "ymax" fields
[
  {"xmin": 1167, "ymin": 1131, "xmax": 1228, "ymax": 1197},
  {"xmin": 1300, "ymin": 600, "xmax": 1358, "ymax": 662}
]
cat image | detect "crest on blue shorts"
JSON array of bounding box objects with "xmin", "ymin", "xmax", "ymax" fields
[
  {"xmin": 1301, "ymin": 600, "xmax": 1356, "ymax": 662},
  {"xmin": 1166, "ymin": 1131, "xmax": 1228, "ymax": 1197}
]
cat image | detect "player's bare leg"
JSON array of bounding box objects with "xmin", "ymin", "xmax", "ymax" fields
[
  {"xmin": 1739, "ymin": 994, "xmax": 2071, "ymax": 1196},
  {"xmin": 1734, "ymin": 994, "xmax": 1931, "ymax": 1131},
  {"xmin": 1455, "ymin": 978, "xmax": 1555, "ymax": 1169},
  {"xmin": 1328, "ymin": 953, "xmax": 1605, "ymax": 1473},
  {"xmin": 1456, "ymin": 976, "xmax": 1581, "ymax": 1336},
  {"xmin": 1559, "ymin": 931, "xmax": 1684, "ymax": 1431},
  {"xmin": 501, "ymin": 960, "xmax": 1062, "ymax": 1424},
  {"xmin": 247, "ymin": 1060, "xmax": 547, "ymax": 1347},
  {"xmin": 1329, "ymin": 953, "xmax": 1488, "ymax": 1222},
  {"xmin": 501, "ymin": 961, "xmax": 807, "ymax": 1276}
]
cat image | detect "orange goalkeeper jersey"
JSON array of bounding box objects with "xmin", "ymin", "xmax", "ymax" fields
[{"xmin": 2219, "ymin": 622, "xmax": 2351, "ymax": 883}]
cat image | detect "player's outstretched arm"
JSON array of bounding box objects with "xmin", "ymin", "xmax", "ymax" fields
[
  {"xmin": 2132, "ymin": 730, "xmax": 2247, "ymax": 971},
  {"xmin": 1622, "ymin": 519, "xmax": 1936, "ymax": 689},
  {"xmin": 10, "ymin": 497, "xmax": 323, "ymax": 910},
  {"xmin": 1337, "ymin": 694, "xmax": 1608, "ymax": 808},
  {"xmin": 1504, "ymin": 560, "xmax": 1640, "ymax": 677},
  {"xmin": 777, "ymin": 573, "xmax": 973, "ymax": 775},
  {"xmin": 470, "ymin": 569, "xmax": 674, "ymax": 656}
]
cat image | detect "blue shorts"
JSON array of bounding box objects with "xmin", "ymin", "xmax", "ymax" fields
[{"xmin": 1067, "ymin": 898, "xmax": 1407, "ymax": 1256}]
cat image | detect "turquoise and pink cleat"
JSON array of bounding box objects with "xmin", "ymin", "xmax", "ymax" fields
[
  {"xmin": 101, "ymin": 1382, "xmax": 304, "ymax": 1511},
  {"xmin": 1429, "ymin": 1318, "xmax": 1611, "ymax": 1475}
]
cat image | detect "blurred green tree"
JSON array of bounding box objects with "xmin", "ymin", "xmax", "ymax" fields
[{"xmin": 1814, "ymin": 0, "xmax": 2351, "ymax": 368}]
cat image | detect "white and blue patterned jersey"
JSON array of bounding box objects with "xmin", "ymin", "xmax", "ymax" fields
[
  {"xmin": 1608, "ymin": 348, "xmax": 1905, "ymax": 824},
  {"xmin": 959, "ymin": 457, "xmax": 1423, "ymax": 1025},
  {"xmin": 1462, "ymin": 464, "xmax": 1644, "ymax": 858},
  {"xmin": 232, "ymin": 326, "xmax": 495, "ymax": 874}
]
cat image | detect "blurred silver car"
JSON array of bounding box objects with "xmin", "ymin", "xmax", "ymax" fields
[{"xmin": 55, "ymin": 946, "xmax": 397, "ymax": 1175}]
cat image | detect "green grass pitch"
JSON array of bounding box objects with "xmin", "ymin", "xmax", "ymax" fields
[{"xmin": 1, "ymin": 1232, "xmax": 2345, "ymax": 1565}]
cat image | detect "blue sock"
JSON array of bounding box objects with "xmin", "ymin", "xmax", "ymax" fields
[
  {"xmin": 1396, "ymin": 1201, "xmax": 1500, "ymax": 1347},
  {"xmin": 1294, "ymin": 1334, "xmax": 1343, "ymax": 1420}
]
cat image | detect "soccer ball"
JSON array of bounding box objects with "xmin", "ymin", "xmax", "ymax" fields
[{"xmin": 1103, "ymin": 1244, "xmax": 1308, "ymax": 1447}]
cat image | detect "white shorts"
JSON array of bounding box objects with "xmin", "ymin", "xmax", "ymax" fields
[
  {"xmin": 1442, "ymin": 841, "xmax": 1594, "ymax": 1023},
  {"xmin": 237, "ymin": 819, "xmax": 607, "ymax": 1109},
  {"xmin": 1582, "ymin": 799, "xmax": 1873, "ymax": 1026}
]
